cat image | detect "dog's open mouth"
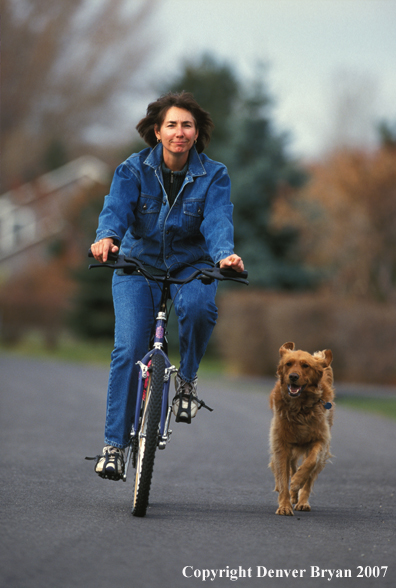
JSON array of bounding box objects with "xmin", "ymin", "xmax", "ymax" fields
[{"xmin": 288, "ymin": 384, "xmax": 303, "ymax": 397}]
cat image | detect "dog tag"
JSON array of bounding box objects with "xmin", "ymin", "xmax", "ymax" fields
[{"xmin": 323, "ymin": 402, "xmax": 332, "ymax": 409}]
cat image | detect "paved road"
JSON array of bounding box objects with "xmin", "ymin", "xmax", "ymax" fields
[{"xmin": 1, "ymin": 355, "xmax": 395, "ymax": 588}]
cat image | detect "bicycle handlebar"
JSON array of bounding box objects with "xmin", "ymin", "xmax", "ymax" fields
[{"xmin": 88, "ymin": 250, "xmax": 249, "ymax": 285}]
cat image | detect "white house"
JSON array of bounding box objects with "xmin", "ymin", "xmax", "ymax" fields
[{"xmin": 0, "ymin": 156, "xmax": 110, "ymax": 277}]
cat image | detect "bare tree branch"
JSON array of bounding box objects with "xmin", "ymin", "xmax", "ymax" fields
[{"xmin": 2, "ymin": 0, "xmax": 158, "ymax": 190}]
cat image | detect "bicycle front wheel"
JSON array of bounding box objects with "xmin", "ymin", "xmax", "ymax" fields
[{"xmin": 132, "ymin": 353, "xmax": 165, "ymax": 517}]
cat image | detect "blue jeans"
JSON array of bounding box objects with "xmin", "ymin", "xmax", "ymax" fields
[{"xmin": 104, "ymin": 265, "xmax": 218, "ymax": 448}]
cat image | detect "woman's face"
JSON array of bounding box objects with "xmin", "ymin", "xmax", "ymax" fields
[{"xmin": 154, "ymin": 107, "xmax": 199, "ymax": 161}]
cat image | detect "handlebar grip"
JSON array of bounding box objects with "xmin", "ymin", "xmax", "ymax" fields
[{"xmin": 88, "ymin": 248, "xmax": 119, "ymax": 262}]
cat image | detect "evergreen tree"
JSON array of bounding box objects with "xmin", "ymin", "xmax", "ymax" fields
[
  {"xmin": 70, "ymin": 265, "xmax": 114, "ymax": 339},
  {"xmin": 223, "ymin": 76, "xmax": 313, "ymax": 288}
]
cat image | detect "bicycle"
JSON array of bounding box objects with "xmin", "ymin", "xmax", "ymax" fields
[{"xmin": 87, "ymin": 252, "xmax": 248, "ymax": 517}]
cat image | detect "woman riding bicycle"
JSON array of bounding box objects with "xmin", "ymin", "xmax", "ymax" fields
[{"xmin": 90, "ymin": 91, "xmax": 244, "ymax": 480}]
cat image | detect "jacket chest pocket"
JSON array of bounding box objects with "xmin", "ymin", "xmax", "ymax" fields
[
  {"xmin": 135, "ymin": 194, "xmax": 162, "ymax": 236},
  {"xmin": 183, "ymin": 200, "xmax": 204, "ymax": 233}
]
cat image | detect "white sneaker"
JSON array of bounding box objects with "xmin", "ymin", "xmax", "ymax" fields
[
  {"xmin": 94, "ymin": 445, "xmax": 125, "ymax": 480},
  {"xmin": 172, "ymin": 374, "xmax": 199, "ymax": 423}
]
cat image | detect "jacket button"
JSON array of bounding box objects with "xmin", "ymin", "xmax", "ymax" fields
[
  {"xmin": 198, "ymin": 208, "xmax": 202, "ymax": 214},
  {"xmin": 143, "ymin": 204, "xmax": 147, "ymax": 210},
  {"xmin": 163, "ymin": 199, "xmax": 166, "ymax": 205}
]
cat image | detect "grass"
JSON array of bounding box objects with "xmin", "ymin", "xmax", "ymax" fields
[
  {"xmin": 0, "ymin": 332, "xmax": 227, "ymax": 375},
  {"xmin": 1, "ymin": 333, "xmax": 114, "ymax": 366},
  {"xmin": 336, "ymin": 396, "xmax": 396, "ymax": 422}
]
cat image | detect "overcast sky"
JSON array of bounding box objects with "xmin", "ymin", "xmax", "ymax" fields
[{"xmin": 146, "ymin": 0, "xmax": 396, "ymax": 159}]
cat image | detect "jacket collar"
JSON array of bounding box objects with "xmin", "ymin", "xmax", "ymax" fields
[{"xmin": 144, "ymin": 143, "xmax": 206, "ymax": 177}]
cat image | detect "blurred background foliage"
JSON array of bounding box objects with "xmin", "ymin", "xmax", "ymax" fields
[{"xmin": 1, "ymin": 0, "xmax": 396, "ymax": 383}]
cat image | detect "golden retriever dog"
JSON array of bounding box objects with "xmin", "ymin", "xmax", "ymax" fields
[{"xmin": 269, "ymin": 342, "xmax": 335, "ymax": 515}]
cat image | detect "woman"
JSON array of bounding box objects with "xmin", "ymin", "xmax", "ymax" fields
[{"xmin": 91, "ymin": 92, "xmax": 244, "ymax": 480}]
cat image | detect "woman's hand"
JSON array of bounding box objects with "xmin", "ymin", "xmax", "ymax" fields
[
  {"xmin": 219, "ymin": 254, "xmax": 244, "ymax": 272},
  {"xmin": 90, "ymin": 238, "xmax": 119, "ymax": 262}
]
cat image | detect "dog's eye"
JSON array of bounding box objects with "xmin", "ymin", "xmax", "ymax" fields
[
  {"xmin": 301, "ymin": 363, "xmax": 309, "ymax": 369},
  {"xmin": 286, "ymin": 362, "xmax": 293, "ymax": 367}
]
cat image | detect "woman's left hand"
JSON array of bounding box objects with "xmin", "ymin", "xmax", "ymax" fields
[{"xmin": 219, "ymin": 254, "xmax": 244, "ymax": 272}]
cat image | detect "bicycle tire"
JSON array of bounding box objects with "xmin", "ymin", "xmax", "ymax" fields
[{"xmin": 132, "ymin": 353, "xmax": 165, "ymax": 517}]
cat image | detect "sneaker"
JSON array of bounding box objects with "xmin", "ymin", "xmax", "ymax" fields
[
  {"xmin": 172, "ymin": 374, "xmax": 200, "ymax": 423},
  {"xmin": 94, "ymin": 445, "xmax": 125, "ymax": 480}
]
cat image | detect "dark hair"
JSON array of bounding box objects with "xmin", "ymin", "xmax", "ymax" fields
[{"xmin": 136, "ymin": 91, "xmax": 214, "ymax": 153}]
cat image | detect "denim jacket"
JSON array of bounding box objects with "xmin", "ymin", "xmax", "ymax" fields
[{"xmin": 96, "ymin": 143, "xmax": 235, "ymax": 271}]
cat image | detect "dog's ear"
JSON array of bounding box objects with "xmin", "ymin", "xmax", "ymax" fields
[
  {"xmin": 323, "ymin": 349, "xmax": 333, "ymax": 366},
  {"xmin": 279, "ymin": 342, "xmax": 295, "ymax": 356}
]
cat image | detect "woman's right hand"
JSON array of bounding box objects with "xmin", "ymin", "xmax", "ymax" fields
[{"xmin": 90, "ymin": 238, "xmax": 119, "ymax": 262}]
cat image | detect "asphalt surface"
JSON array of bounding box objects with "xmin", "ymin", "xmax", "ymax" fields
[{"xmin": 1, "ymin": 355, "xmax": 395, "ymax": 588}]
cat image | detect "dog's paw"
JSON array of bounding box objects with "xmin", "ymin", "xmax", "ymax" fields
[
  {"xmin": 276, "ymin": 505, "xmax": 294, "ymax": 516},
  {"xmin": 290, "ymin": 490, "xmax": 299, "ymax": 505},
  {"xmin": 295, "ymin": 502, "xmax": 311, "ymax": 512}
]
